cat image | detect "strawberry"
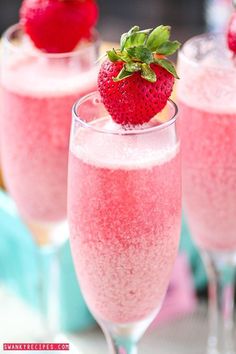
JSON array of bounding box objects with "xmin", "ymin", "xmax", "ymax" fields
[
  {"xmin": 98, "ymin": 25, "xmax": 180, "ymax": 125},
  {"xmin": 20, "ymin": 0, "xmax": 98, "ymax": 53},
  {"xmin": 227, "ymin": 11, "xmax": 236, "ymax": 54}
]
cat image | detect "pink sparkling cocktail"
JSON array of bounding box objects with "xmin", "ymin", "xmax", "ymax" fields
[
  {"xmin": 68, "ymin": 93, "xmax": 181, "ymax": 325},
  {"xmin": 178, "ymin": 32, "xmax": 236, "ymax": 354},
  {"xmin": 178, "ymin": 33, "xmax": 236, "ymax": 252},
  {"xmin": 0, "ymin": 24, "xmax": 98, "ymax": 225}
]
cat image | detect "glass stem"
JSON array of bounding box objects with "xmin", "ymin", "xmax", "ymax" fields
[
  {"xmin": 103, "ymin": 329, "xmax": 138, "ymax": 354},
  {"xmin": 202, "ymin": 251, "xmax": 236, "ymax": 354},
  {"xmin": 98, "ymin": 305, "xmax": 156, "ymax": 354},
  {"xmin": 37, "ymin": 245, "xmax": 60, "ymax": 340}
]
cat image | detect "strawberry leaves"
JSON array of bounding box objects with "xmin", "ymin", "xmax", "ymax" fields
[
  {"xmin": 125, "ymin": 62, "xmax": 142, "ymax": 72},
  {"xmin": 120, "ymin": 26, "xmax": 151, "ymax": 51},
  {"xmin": 126, "ymin": 46, "xmax": 153, "ymax": 64},
  {"xmin": 157, "ymin": 40, "xmax": 181, "ymax": 56},
  {"xmin": 141, "ymin": 64, "xmax": 156, "ymax": 82},
  {"xmin": 107, "ymin": 49, "xmax": 121, "ymax": 62},
  {"xmin": 146, "ymin": 25, "xmax": 171, "ymax": 51},
  {"xmin": 113, "ymin": 68, "xmax": 134, "ymax": 82},
  {"xmin": 106, "ymin": 24, "xmax": 181, "ymax": 82},
  {"xmin": 154, "ymin": 59, "xmax": 179, "ymax": 79}
]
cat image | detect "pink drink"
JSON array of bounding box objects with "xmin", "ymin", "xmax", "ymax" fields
[
  {"xmin": 68, "ymin": 115, "xmax": 181, "ymax": 324},
  {"xmin": 1, "ymin": 27, "xmax": 98, "ymax": 223},
  {"xmin": 178, "ymin": 34, "xmax": 236, "ymax": 251}
]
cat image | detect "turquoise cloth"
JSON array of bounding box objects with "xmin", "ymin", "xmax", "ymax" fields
[
  {"xmin": 0, "ymin": 190, "xmax": 207, "ymax": 332},
  {"xmin": 0, "ymin": 190, "xmax": 95, "ymax": 332},
  {"xmin": 180, "ymin": 215, "xmax": 207, "ymax": 291}
]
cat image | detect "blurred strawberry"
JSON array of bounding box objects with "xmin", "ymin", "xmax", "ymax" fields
[
  {"xmin": 20, "ymin": 0, "xmax": 99, "ymax": 53},
  {"xmin": 227, "ymin": 11, "xmax": 236, "ymax": 54}
]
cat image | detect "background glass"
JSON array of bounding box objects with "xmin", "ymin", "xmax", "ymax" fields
[
  {"xmin": 0, "ymin": 24, "xmax": 99, "ymax": 339},
  {"xmin": 178, "ymin": 33, "xmax": 236, "ymax": 354}
]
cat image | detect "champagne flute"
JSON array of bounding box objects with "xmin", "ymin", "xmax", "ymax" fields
[
  {"xmin": 0, "ymin": 23, "xmax": 99, "ymax": 339},
  {"xmin": 178, "ymin": 32, "xmax": 236, "ymax": 353},
  {"xmin": 68, "ymin": 92, "xmax": 181, "ymax": 353}
]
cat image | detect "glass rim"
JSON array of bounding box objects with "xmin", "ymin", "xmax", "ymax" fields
[
  {"xmin": 2, "ymin": 23, "xmax": 100, "ymax": 59},
  {"xmin": 72, "ymin": 91, "xmax": 178, "ymax": 136},
  {"xmin": 178, "ymin": 32, "xmax": 228, "ymax": 68}
]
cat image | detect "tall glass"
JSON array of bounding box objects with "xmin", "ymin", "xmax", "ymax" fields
[
  {"xmin": 0, "ymin": 24, "xmax": 99, "ymax": 339},
  {"xmin": 68, "ymin": 92, "xmax": 181, "ymax": 353},
  {"xmin": 178, "ymin": 33, "xmax": 236, "ymax": 353}
]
